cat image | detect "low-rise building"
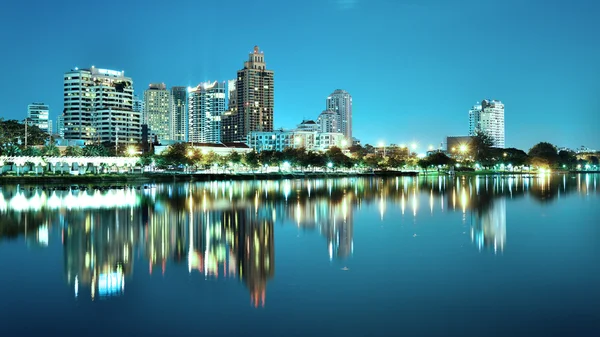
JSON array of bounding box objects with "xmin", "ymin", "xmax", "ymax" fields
[{"xmin": 247, "ymin": 129, "xmax": 346, "ymax": 152}]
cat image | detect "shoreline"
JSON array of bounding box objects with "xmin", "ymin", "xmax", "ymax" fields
[{"xmin": 0, "ymin": 170, "xmax": 597, "ymax": 185}]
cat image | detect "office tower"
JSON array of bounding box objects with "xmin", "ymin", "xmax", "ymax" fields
[
  {"xmin": 222, "ymin": 46, "xmax": 274, "ymax": 142},
  {"xmin": 47, "ymin": 120, "xmax": 53, "ymax": 135},
  {"xmin": 317, "ymin": 110, "xmax": 337, "ymax": 133},
  {"xmin": 468, "ymin": 99, "xmax": 505, "ymax": 148},
  {"xmin": 63, "ymin": 66, "xmax": 140, "ymax": 144},
  {"xmin": 326, "ymin": 89, "xmax": 352, "ymax": 140},
  {"xmin": 27, "ymin": 103, "xmax": 50, "ymax": 133},
  {"xmin": 133, "ymin": 94, "xmax": 145, "ymax": 123},
  {"xmin": 188, "ymin": 81, "xmax": 226, "ymax": 143},
  {"xmin": 57, "ymin": 114, "xmax": 65, "ymax": 138},
  {"xmin": 144, "ymin": 83, "xmax": 171, "ymax": 143},
  {"xmin": 170, "ymin": 87, "xmax": 188, "ymax": 142}
]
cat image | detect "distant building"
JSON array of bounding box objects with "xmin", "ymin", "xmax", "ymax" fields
[
  {"xmin": 170, "ymin": 86, "xmax": 188, "ymax": 142},
  {"xmin": 154, "ymin": 142, "xmax": 252, "ymax": 157},
  {"xmin": 27, "ymin": 103, "xmax": 50, "ymax": 133},
  {"xmin": 144, "ymin": 83, "xmax": 171, "ymax": 144},
  {"xmin": 296, "ymin": 120, "xmax": 319, "ymax": 132},
  {"xmin": 133, "ymin": 94, "xmax": 145, "ymax": 122},
  {"xmin": 326, "ymin": 89, "xmax": 352, "ymax": 140},
  {"xmin": 63, "ymin": 66, "xmax": 140, "ymax": 145},
  {"xmin": 222, "ymin": 46, "xmax": 274, "ymax": 142},
  {"xmin": 317, "ymin": 110, "xmax": 337, "ymax": 133},
  {"xmin": 248, "ymin": 128, "xmax": 347, "ymax": 152},
  {"xmin": 47, "ymin": 119, "xmax": 53, "ymax": 135},
  {"xmin": 188, "ymin": 81, "xmax": 226, "ymax": 144},
  {"xmin": 56, "ymin": 114, "xmax": 65, "ymax": 138},
  {"xmin": 469, "ymin": 99, "xmax": 505, "ymax": 148}
]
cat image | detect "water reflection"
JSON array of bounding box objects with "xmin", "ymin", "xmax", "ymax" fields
[{"xmin": 0, "ymin": 174, "xmax": 597, "ymax": 305}]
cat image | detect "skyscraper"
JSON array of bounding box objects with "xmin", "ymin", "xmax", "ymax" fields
[
  {"xmin": 170, "ymin": 87, "xmax": 188, "ymax": 142},
  {"xmin": 469, "ymin": 99, "xmax": 505, "ymax": 148},
  {"xmin": 144, "ymin": 83, "xmax": 171, "ymax": 143},
  {"xmin": 63, "ymin": 66, "xmax": 140, "ymax": 145},
  {"xmin": 326, "ymin": 89, "xmax": 352, "ymax": 140},
  {"xmin": 188, "ymin": 81, "xmax": 226, "ymax": 143},
  {"xmin": 27, "ymin": 103, "xmax": 50, "ymax": 133},
  {"xmin": 222, "ymin": 46, "xmax": 274, "ymax": 142}
]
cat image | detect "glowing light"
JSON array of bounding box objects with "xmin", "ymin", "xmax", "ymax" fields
[{"xmin": 459, "ymin": 144, "xmax": 468, "ymax": 153}]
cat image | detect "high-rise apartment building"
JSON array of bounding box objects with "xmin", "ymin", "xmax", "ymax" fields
[
  {"xmin": 317, "ymin": 110, "xmax": 337, "ymax": 133},
  {"xmin": 222, "ymin": 46, "xmax": 274, "ymax": 142},
  {"xmin": 468, "ymin": 99, "xmax": 505, "ymax": 148},
  {"xmin": 63, "ymin": 66, "xmax": 140, "ymax": 144},
  {"xmin": 326, "ymin": 89, "xmax": 352, "ymax": 140},
  {"xmin": 188, "ymin": 81, "xmax": 226, "ymax": 143},
  {"xmin": 27, "ymin": 103, "xmax": 50, "ymax": 133},
  {"xmin": 144, "ymin": 83, "xmax": 171, "ymax": 143},
  {"xmin": 170, "ymin": 87, "xmax": 188, "ymax": 142}
]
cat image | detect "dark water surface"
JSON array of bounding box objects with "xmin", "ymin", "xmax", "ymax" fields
[{"xmin": 1, "ymin": 174, "xmax": 599, "ymax": 336}]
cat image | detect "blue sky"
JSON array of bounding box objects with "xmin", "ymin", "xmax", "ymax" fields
[{"xmin": 0, "ymin": 0, "xmax": 598, "ymax": 151}]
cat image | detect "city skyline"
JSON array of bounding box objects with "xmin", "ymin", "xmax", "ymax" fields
[{"xmin": 0, "ymin": 0, "xmax": 599, "ymax": 150}]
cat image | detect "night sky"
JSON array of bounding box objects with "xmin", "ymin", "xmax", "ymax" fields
[{"xmin": 0, "ymin": 0, "xmax": 598, "ymax": 151}]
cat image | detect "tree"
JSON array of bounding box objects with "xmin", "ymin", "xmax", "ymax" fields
[
  {"xmin": 201, "ymin": 151, "xmax": 219, "ymax": 170},
  {"xmin": 65, "ymin": 146, "xmax": 83, "ymax": 157},
  {"xmin": 427, "ymin": 152, "xmax": 453, "ymax": 169},
  {"xmin": 242, "ymin": 151, "xmax": 260, "ymax": 171},
  {"xmin": 162, "ymin": 143, "xmax": 193, "ymax": 167},
  {"xmin": 418, "ymin": 157, "xmax": 431, "ymax": 173},
  {"xmin": 528, "ymin": 142, "xmax": 558, "ymax": 168},
  {"xmin": 41, "ymin": 144, "xmax": 61, "ymax": 157},
  {"xmin": 0, "ymin": 143, "xmax": 21, "ymax": 156},
  {"xmin": 22, "ymin": 146, "xmax": 42, "ymax": 156},
  {"xmin": 471, "ymin": 131, "xmax": 495, "ymax": 167},
  {"xmin": 503, "ymin": 148, "xmax": 529, "ymax": 169},
  {"xmin": 557, "ymin": 150, "xmax": 577, "ymax": 169},
  {"xmin": 83, "ymin": 144, "xmax": 111, "ymax": 157},
  {"xmin": 227, "ymin": 150, "xmax": 242, "ymax": 166},
  {"xmin": 0, "ymin": 119, "xmax": 49, "ymax": 147}
]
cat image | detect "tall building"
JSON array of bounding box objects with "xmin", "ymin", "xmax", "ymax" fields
[
  {"xmin": 57, "ymin": 114, "xmax": 65, "ymax": 138},
  {"xmin": 227, "ymin": 79, "xmax": 236, "ymax": 109},
  {"xmin": 468, "ymin": 99, "xmax": 505, "ymax": 148},
  {"xmin": 326, "ymin": 89, "xmax": 352, "ymax": 140},
  {"xmin": 222, "ymin": 46, "xmax": 274, "ymax": 142},
  {"xmin": 47, "ymin": 120, "xmax": 53, "ymax": 135},
  {"xmin": 63, "ymin": 66, "xmax": 140, "ymax": 145},
  {"xmin": 133, "ymin": 94, "xmax": 145, "ymax": 123},
  {"xmin": 27, "ymin": 103, "xmax": 50, "ymax": 133},
  {"xmin": 170, "ymin": 87, "xmax": 188, "ymax": 142},
  {"xmin": 317, "ymin": 110, "xmax": 337, "ymax": 133},
  {"xmin": 144, "ymin": 83, "xmax": 171, "ymax": 143},
  {"xmin": 188, "ymin": 81, "xmax": 226, "ymax": 143}
]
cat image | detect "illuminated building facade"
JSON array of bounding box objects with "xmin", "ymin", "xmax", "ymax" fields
[
  {"xmin": 27, "ymin": 102, "xmax": 50, "ymax": 133},
  {"xmin": 170, "ymin": 86, "xmax": 188, "ymax": 142},
  {"xmin": 326, "ymin": 89, "xmax": 352, "ymax": 140},
  {"xmin": 222, "ymin": 46, "xmax": 274, "ymax": 142},
  {"xmin": 318, "ymin": 110, "xmax": 337, "ymax": 133},
  {"xmin": 63, "ymin": 66, "xmax": 140, "ymax": 144},
  {"xmin": 247, "ymin": 129, "xmax": 346, "ymax": 152},
  {"xmin": 469, "ymin": 99, "xmax": 505, "ymax": 148},
  {"xmin": 188, "ymin": 81, "xmax": 226, "ymax": 143},
  {"xmin": 144, "ymin": 83, "xmax": 171, "ymax": 143}
]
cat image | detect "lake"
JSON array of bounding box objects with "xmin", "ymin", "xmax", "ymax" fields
[{"xmin": 0, "ymin": 174, "xmax": 599, "ymax": 336}]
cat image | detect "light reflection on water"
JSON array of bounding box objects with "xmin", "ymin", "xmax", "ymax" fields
[{"xmin": 0, "ymin": 174, "xmax": 598, "ymax": 311}]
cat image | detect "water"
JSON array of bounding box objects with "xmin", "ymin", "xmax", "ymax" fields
[{"xmin": 0, "ymin": 174, "xmax": 599, "ymax": 336}]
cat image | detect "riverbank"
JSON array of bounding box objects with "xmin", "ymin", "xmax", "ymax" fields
[
  {"xmin": 0, "ymin": 170, "xmax": 418, "ymax": 184},
  {"xmin": 1, "ymin": 169, "xmax": 597, "ymax": 185}
]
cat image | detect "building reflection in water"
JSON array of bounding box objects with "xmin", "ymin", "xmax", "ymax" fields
[{"xmin": 0, "ymin": 174, "xmax": 597, "ymax": 304}]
